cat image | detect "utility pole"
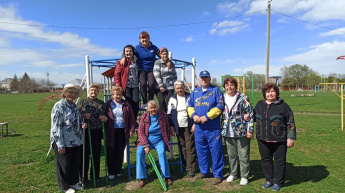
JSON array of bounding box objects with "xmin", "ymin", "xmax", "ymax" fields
[
  {"xmin": 46, "ymin": 71, "xmax": 50, "ymax": 85},
  {"xmin": 265, "ymin": 0, "xmax": 272, "ymax": 84}
]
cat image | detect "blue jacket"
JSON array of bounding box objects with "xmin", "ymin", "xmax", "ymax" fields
[
  {"xmin": 167, "ymin": 93, "xmax": 193, "ymax": 134},
  {"xmin": 135, "ymin": 41, "xmax": 159, "ymax": 72},
  {"xmin": 187, "ymin": 84, "xmax": 224, "ymax": 130}
]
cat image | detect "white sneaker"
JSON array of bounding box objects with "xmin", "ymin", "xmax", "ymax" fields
[
  {"xmin": 70, "ymin": 184, "xmax": 82, "ymax": 190},
  {"xmin": 240, "ymin": 178, "xmax": 248, "ymax": 186},
  {"xmin": 226, "ymin": 175, "xmax": 237, "ymax": 182},
  {"xmin": 64, "ymin": 188, "xmax": 75, "ymax": 193},
  {"xmin": 109, "ymin": 175, "xmax": 115, "ymax": 180}
]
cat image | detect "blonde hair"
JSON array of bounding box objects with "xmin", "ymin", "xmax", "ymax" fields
[
  {"xmin": 111, "ymin": 86, "xmax": 123, "ymax": 95},
  {"xmin": 147, "ymin": 100, "xmax": 159, "ymax": 111}
]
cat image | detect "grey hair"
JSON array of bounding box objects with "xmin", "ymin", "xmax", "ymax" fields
[
  {"xmin": 147, "ymin": 100, "xmax": 159, "ymax": 111},
  {"xmin": 174, "ymin": 80, "xmax": 184, "ymax": 87}
]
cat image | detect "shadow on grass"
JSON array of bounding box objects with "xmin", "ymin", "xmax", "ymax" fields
[{"xmin": 249, "ymin": 160, "xmax": 329, "ymax": 187}]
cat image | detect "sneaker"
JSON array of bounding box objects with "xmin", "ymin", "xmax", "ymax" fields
[
  {"xmin": 226, "ymin": 175, "xmax": 237, "ymax": 182},
  {"xmin": 188, "ymin": 171, "xmax": 195, "ymax": 178},
  {"xmin": 194, "ymin": 173, "xmax": 210, "ymax": 179},
  {"xmin": 212, "ymin": 177, "xmax": 222, "ymax": 185},
  {"xmin": 64, "ymin": 188, "xmax": 75, "ymax": 193},
  {"xmin": 109, "ymin": 175, "xmax": 115, "ymax": 180},
  {"xmin": 138, "ymin": 179, "xmax": 147, "ymax": 187},
  {"xmin": 70, "ymin": 184, "xmax": 82, "ymax": 191},
  {"xmin": 272, "ymin": 184, "xmax": 281, "ymax": 191},
  {"xmin": 262, "ymin": 181, "xmax": 273, "ymax": 189},
  {"xmin": 165, "ymin": 178, "xmax": 173, "ymax": 186},
  {"xmin": 240, "ymin": 178, "xmax": 248, "ymax": 186}
]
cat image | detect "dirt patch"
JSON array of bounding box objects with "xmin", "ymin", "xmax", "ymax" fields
[
  {"xmin": 297, "ymin": 128, "xmax": 305, "ymax": 133},
  {"xmin": 125, "ymin": 180, "xmax": 140, "ymax": 191}
]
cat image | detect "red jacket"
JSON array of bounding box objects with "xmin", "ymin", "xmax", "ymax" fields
[
  {"xmin": 114, "ymin": 59, "xmax": 138, "ymax": 92},
  {"xmin": 105, "ymin": 99, "xmax": 135, "ymax": 148},
  {"xmin": 136, "ymin": 111, "xmax": 171, "ymax": 152}
]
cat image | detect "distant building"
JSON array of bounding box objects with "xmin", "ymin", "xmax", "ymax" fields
[
  {"xmin": 268, "ymin": 76, "xmax": 282, "ymax": 86},
  {"xmin": 0, "ymin": 78, "xmax": 13, "ymax": 90}
]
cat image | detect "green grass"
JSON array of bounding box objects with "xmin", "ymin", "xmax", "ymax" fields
[{"xmin": 1, "ymin": 91, "xmax": 345, "ymax": 192}]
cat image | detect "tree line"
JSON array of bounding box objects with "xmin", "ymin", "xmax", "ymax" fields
[{"xmin": 10, "ymin": 72, "xmax": 56, "ymax": 93}]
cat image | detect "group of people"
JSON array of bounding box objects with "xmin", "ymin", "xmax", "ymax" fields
[{"xmin": 49, "ymin": 31, "xmax": 296, "ymax": 193}]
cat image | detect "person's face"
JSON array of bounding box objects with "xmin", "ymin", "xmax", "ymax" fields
[
  {"xmin": 199, "ymin": 76, "xmax": 211, "ymax": 88},
  {"xmin": 140, "ymin": 35, "xmax": 150, "ymax": 48},
  {"xmin": 265, "ymin": 88, "xmax": 277, "ymax": 102},
  {"xmin": 64, "ymin": 88, "xmax": 78, "ymax": 102},
  {"xmin": 112, "ymin": 91, "xmax": 122, "ymax": 103},
  {"xmin": 161, "ymin": 51, "xmax": 168, "ymax": 62},
  {"xmin": 125, "ymin": 47, "xmax": 133, "ymax": 59},
  {"xmin": 225, "ymin": 82, "xmax": 236, "ymax": 96},
  {"xmin": 88, "ymin": 87, "xmax": 99, "ymax": 99},
  {"xmin": 174, "ymin": 84, "xmax": 185, "ymax": 97},
  {"xmin": 148, "ymin": 103, "xmax": 158, "ymax": 116}
]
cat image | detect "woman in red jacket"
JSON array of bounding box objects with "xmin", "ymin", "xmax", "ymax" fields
[
  {"xmin": 114, "ymin": 45, "xmax": 139, "ymax": 120},
  {"xmin": 105, "ymin": 86, "xmax": 136, "ymax": 179}
]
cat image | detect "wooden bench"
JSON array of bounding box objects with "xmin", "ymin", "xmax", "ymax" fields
[
  {"xmin": 291, "ymin": 94, "xmax": 315, "ymax": 97},
  {"xmin": 0, "ymin": 122, "xmax": 16, "ymax": 139}
]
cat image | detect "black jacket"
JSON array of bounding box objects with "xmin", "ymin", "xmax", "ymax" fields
[{"xmin": 254, "ymin": 98, "xmax": 296, "ymax": 142}]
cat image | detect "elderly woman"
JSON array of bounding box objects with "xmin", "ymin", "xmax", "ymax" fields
[
  {"xmin": 50, "ymin": 84, "xmax": 86, "ymax": 193},
  {"xmin": 105, "ymin": 86, "xmax": 136, "ymax": 179},
  {"xmin": 136, "ymin": 100, "xmax": 173, "ymax": 187},
  {"xmin": 78, "ymin": 84, "xmax": 108, "ymax": 183},
  {"xmin": 114, "ymin": 45, "xmax": 140, "ymax": 119},
  {"xmin": 167, "ymin": 80, "xmax": 196, "ymax": 177},
  {"xmin": 221, "ymin": 77, "xmax": 254, "ymax": 186},
  {"xmin": 153, "ymin": 47, "xmax": 177, "ymax": 112},
  {"xmin": 254, "ymin": 83, "xmax": 296, "ymax": 191}
]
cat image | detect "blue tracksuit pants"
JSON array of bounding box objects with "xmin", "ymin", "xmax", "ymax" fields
[{"xmin": 195, "ymin": 126, "xmax": 224, "ymax": 178}]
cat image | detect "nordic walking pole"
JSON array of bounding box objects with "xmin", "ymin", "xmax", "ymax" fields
[
  {"xmin": 101, "ymin": 121, "xmax": 108, "ymax": 184},
  {"xmin": 148, "ymin": 152, "xmax": 167, "ymax": 191},
  {"xmin": 82, "ymin": 125, "xmax": 86, "ymax": 190},
  {"xmin": 88, "ymin": 123, "xmax": 97, "ymax": 188}
]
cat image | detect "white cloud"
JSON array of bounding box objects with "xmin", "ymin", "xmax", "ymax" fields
[
  {"xmin": 217, "ymin": 0, "xmax": 252, "ymax": 15},
  {"xmin": 320, "ymin": 27, "xmax": 345, "ymax": 37},
  {"xmin": 210, "ymin": 20, "xmax": 249, "ymax": 36},
  {"xmin": 183, "ymin": 36, "xmax": 193, "ymax": 42}
]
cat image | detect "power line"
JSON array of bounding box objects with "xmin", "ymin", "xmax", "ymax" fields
[
  {"xmin": 271, "ymin": 10, "xmax": 345, "ymax": 34},
  {"xmin": 0, "ymin": 10, "xmax": 265, "ymax": 30}
]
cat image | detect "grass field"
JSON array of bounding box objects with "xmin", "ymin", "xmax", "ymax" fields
[{"xmin": 0, "ymin": 90, "xmax": 345, "ymax": 192}]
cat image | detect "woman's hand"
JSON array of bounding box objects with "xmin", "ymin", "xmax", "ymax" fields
[
  {"xmin": 82, "ymin": 123, "xmax": 88, "ymax": 129},
  {"xmin": 244, "ymin": 113, "xmax": 250, "ymax": 121},
  {"xmin": 287, "ymin": 139, "xmax": 294, "ymax": 148},
  {"xmin": 144, "ymin": 147, "xmax": 150, "ymax": 155},
  {"xmin": 84, "ymin": 113, "xmax": 91, "ymax": 119},
  {"xmin": 247, "ymin": 133, "xmax": 253, "ymax": 139},
  {"xmin": 130, "ymin": 131, "xmax": 134, "ymax": 137},
  {"xmin": 170, "ymin": 126, "xmax": 176, "ymax": 136},
  {"xmin": 58, "ymin": 148, "xmax": 65, "ymax": 154},
  {"xmin": 99, "ymin": 115, "xmax": 108, "ymax": 122},
  {"xmin": 120, "ymin": 57, "xmax": 126, "ymax": 66},
  {"xmin": 160, "ymin": 87, "xmax": 165, "ymax": 92}
]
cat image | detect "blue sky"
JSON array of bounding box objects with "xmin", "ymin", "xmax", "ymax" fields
[{"xmin": 1, "ymin": 0, "xmax": 345, "ymax": 85}]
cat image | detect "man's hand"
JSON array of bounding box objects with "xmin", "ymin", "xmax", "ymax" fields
[
  {"xmin": 144, "ymin": 147, "xmax": 150, "ymax": 155},
  {"xmin": 99, "ymin": 115, "xmax": 108, "ymax": 122},
  {"xmin": 200, "ymin": 116, "xmax": 208, "ymax": 124},
  {"xmin": 170, "ymin": 126, "xmax": 176, "ymax": 136},
  {"xmin": 191, "ymin": 124, "xmax": 195, "ymax": 134},
  {"xmin": 287, "ymin": 139, "xmax": 294, "ymax": 148},
  {"xmin": 247, "ymin": 133, "xmax": 253, "ymax": 139},
  {"xmin": 84, "ymin": 113, "xmax": 91, "ymax": 119},
  {"xmin": 193, "ymin": 115, "xmax": 201, "ymax": 123}
]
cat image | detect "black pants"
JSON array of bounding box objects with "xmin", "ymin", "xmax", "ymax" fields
[
  {"xmin": 83, "ymin": 129, "xmax": 102, "ymax": 181},
  {"xmin": 139, "ymin": 71, "xmax": 156, "ymax": 104},
  {"xmin": 106, "ymin": 128, "xmax": 126, "ymax": 175},
  {"xmin": 177, "ymin": 127, "xmax": 197, "ymax": 172},
  {"xmin": 257, "ymin": 140, "xmax": 287, "ymax": 186},
  {"xmin": 53, "ymin": 143, "xmax": 82, "ymax": 191},
  {"xmin": 125, "ymin": 87, "xmax": 139, "ymax": 120},
  {"xmin": 155, "ymin": 89, "xmax": 175, "ymax": 113}
]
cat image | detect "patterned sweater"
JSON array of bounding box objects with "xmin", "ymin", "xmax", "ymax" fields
[
  {"xmin": 136, "ymin": 111, "xmax": 171, "ymax": 152},
  {"xmin": 78, "ymin": 97, "xmax": 106, "ymax": 130},
  {"xmin": 153, "ymin": 59, "xmax": 177, "ymax": 90},
  {"xmin": 50, "ymin": 98, "xmax": 83, "ymax": 149}
]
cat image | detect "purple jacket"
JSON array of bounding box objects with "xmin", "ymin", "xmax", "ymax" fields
[
  {"xmin": 105, "ymin": 99, "xmax": 135, "ymax": 148},
  {"xmin": 136, "ymin": 111, "xmax": 171, "ymax": 152}
]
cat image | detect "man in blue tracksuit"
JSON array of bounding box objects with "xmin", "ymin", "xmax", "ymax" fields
[{"xmin": 187, "ymin": 70, "xmax": 225, "ymax": 185}]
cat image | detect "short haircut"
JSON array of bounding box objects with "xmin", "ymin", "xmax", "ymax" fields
[
  {"xmin": 89, "ymin": 84, "xmax": 99, "ymax": 90},
  {"xmin": 174, "ymin": 80, "xmax": 184, "ymax": 87},
  {"xmin": 262, "ymin": 83, "xmax": 280, "ymax": 99},
  {"xmin": 147, "ymin": 100, "xmax": 159, "ymax": 111},
  {"xmin": 139, "ymin": 31, "xmax": 150, "ymax": 39},
  {"xmin": 223, "ymin": 77, "xmax": 238, "ymax": 90},
  {"xmin": 111, "ymin": 86, "xmax": 123, "ymax": 95}
]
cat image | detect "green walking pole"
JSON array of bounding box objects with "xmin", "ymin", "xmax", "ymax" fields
[
  {"xmin": 148, "ymin": 152, "xmax": 167, "ymax": 191},
  {"xmin": 101, "ymin": 121, "xmax": 108, "ymax": 184},
  {"xmin": 88, "ymin": 123, "xmax": 97, "ymax": 188}
]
